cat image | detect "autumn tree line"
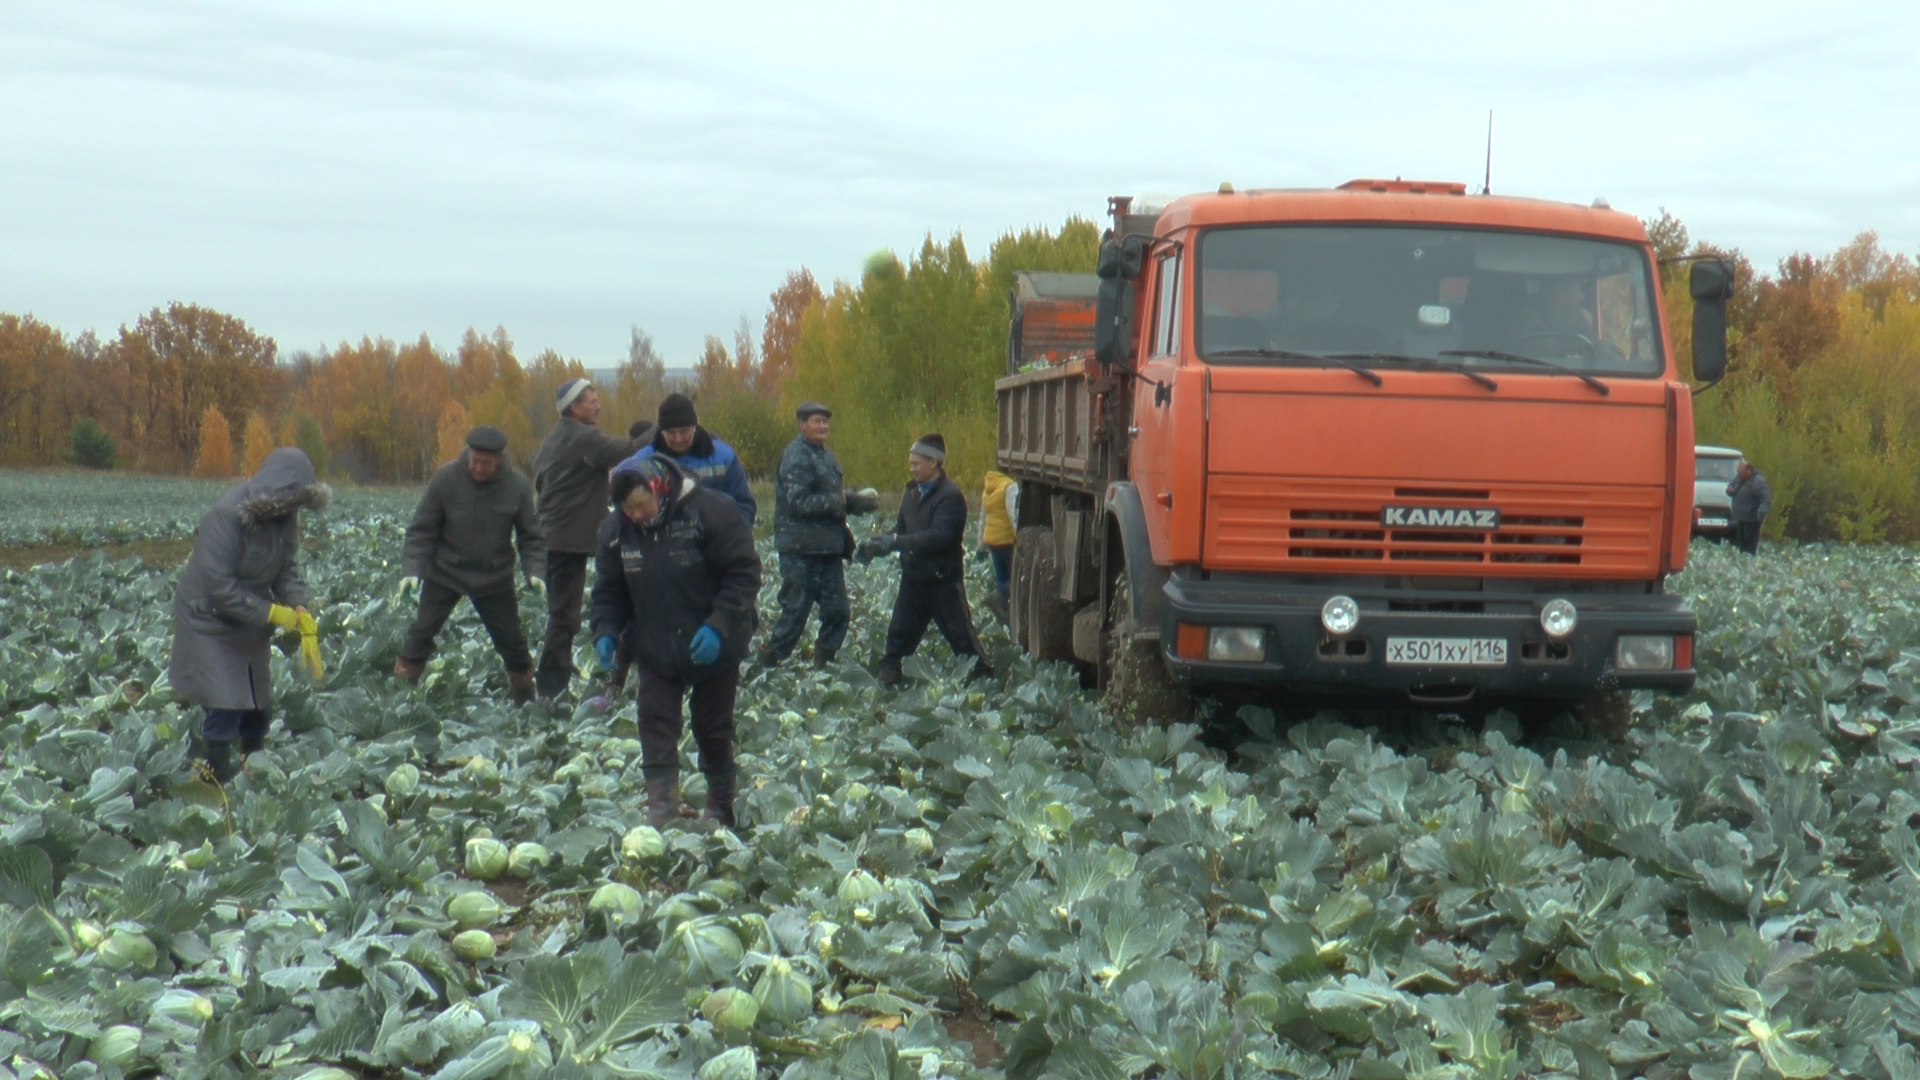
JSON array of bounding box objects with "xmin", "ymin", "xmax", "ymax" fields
[{"xmin": 2, "ymin": 212, "xmax": 1917, "ymax": 541}]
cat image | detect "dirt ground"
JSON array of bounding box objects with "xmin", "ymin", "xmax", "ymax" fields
[{"xmin": 0, "ymin": 538, "xmax": 197, "ymax": 572}]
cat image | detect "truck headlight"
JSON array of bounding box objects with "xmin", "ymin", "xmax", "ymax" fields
[
  {"xmin": 1207, "ymin": 626, "xmax": 1265, "ymax": 662},
  {"xmin": 1321, "ymin": 596, "xmax": 1359, "ymax": 636},
  {"xmin": 1540, "ymin": 599, "xmax": 1577, "ymax": 639},
  {"xmin": 1616, "ymin": 634, "xmax": 1675, "ymax": 671}
]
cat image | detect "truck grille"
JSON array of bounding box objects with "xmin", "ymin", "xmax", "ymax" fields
[
  {"xmin": 1208, "ymin": 479, "xmax": 1661, "ymax": 576},
  {"xmin": 1287, "ymin": 510, "xmax": 1583, "ymax": 565}
]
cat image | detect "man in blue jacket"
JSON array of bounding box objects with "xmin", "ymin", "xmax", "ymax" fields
[{"xmin": 620, "ymin": 393, "xmax": 755, "ymax": 524}]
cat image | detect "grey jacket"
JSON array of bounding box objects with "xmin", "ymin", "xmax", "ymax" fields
[
  {"xmin": 774, "ymin": 434, "xmax": 847, "ymax": 555},
  {"xmin": 533, "ymin": 417, "xmax": 648, "ymax": 554},
  {"xmin": 1728, "ymin": 472, "xmax": 1773, "ymax": 521},
  {"xmin": 169, "ymin": 448, "xmax": 330, "ymax": 711},
  {"xmin": 403, "ymin": 452, "xmax": 547, "ymax": 594}
]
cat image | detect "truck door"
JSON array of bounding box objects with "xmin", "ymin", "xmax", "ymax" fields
[{"xmin": 1130, "ymin": 248, "xmax": 1183, "ymax": 563}]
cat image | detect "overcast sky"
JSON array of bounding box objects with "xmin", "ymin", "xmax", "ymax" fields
[{"xmin": 4, "ymin": 1, "xmax": 1915, "ymax": 365}]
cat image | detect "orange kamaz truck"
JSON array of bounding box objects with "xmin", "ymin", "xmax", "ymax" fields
[{"xmin": 996, "ymin": 179, "xmax": 1735, "ymax": 721}]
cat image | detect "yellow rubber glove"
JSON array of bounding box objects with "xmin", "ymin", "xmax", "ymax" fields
[
  {"xmin": 299, "ymin": 633, "xmax": 325, "ymax": 680},
  {"xmin": 267, "ymin": 604, "xmax": 300, "ymax": 630},
  {"xmin": 296, "ymin": 610, "xmax": 318, "ymax": 637}
]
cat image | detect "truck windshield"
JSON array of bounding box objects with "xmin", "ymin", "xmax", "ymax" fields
[{"xmin": 1195, "ymin": 225, "xmax": 1665, "ymax": 377}]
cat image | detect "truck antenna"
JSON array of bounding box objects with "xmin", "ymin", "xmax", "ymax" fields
[{"xmin": 1482, "ymin": 110, "xmax": 1493, "ymax": 195}]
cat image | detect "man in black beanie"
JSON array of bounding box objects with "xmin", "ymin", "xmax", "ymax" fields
[
  {"xmin": 617, "ymin": 392, "xmax": 756, "ymax": 524},
  {"xmin": 857, "ymin": 433, "xmax": 992, "ymax": 687}
]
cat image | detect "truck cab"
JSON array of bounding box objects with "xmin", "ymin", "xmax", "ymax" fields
[{"xmin": 996, "ymin": 180, "xmax": 1737, "ymax": 721}]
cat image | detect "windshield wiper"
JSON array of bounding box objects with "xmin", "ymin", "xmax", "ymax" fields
[
  {"xmin": 1207, "ymin": 348, "xmax": 1383, "ymax": 387},
  {"xmin": 1440, "ymin": 349, "xmax": 1609, "ymax": 396},
  {"xmin": 1328, "ymin": 353, "xmax": 1499, "ymax": 391}
]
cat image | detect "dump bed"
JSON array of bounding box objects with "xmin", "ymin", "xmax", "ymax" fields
[{"xmin": 1007, "ymin": 272, "xmax": 1098, "ymax": 372}]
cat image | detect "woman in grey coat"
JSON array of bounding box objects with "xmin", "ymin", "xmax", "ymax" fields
[{"xmin": 169, "ymin": 447, "xmax": 331, "ymax": 780}]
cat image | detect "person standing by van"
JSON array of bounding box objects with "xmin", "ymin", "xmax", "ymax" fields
[{"xmin": 1727, "ymin": 459, "xmax": 1773, "ymax": 555}]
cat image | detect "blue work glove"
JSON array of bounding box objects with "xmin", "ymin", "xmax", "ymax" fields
[
  {"xmin": 689, "ymin": 625, "xmax": 722, "ymax": 666},
  {"xmin": 594, "ymin": 635, "xmax": 618, "ymax": 672}
]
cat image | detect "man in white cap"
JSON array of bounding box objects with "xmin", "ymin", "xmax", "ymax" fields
[{"xmin": 531, "ymin": 377, "xmax": 654, "ymax": 700}]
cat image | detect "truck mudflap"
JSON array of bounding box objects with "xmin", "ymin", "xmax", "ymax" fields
[{"xmin": 1156, "ymin": 571, "xmax": 1696, "ymax": 701}]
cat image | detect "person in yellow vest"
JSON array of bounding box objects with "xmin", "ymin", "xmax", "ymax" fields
[{"xmin": 979, "ymin": 469, "xmax": 1015, "ymax": 625}]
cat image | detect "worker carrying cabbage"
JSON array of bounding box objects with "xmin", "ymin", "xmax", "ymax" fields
[
  {"xmin": 169, "ymin": 447, "xmax": 330, "ymax": 782},
  {"xmin": 590, "ymin": 456, "xmax": 761, "ymax": 828},
  {"xmin": 858, "ymin": 433, "xmax": 993, "ymax": 688}
]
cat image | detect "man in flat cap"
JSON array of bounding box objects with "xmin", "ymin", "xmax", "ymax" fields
[
  {"xmin": 763, "ymin": 401, "xmax": 879, "ymax": 667},
  {"xmin": 858, "ymin": 433, "xmax": 991, "ymax": 687},
  {"xmin": 395, "ymin": 425, "xmax": 547, "ymax": 702},
  {"xmin": 531, "ymin": 377, "xmax": 654, "ymax": 700}
]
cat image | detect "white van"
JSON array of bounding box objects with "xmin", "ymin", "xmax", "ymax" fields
[{"xmin": 1693, "ymin": 445, "xmax": 1742, "ymax": 540}]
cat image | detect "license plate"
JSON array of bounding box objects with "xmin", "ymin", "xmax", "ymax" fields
[
  {"xmin": 1386, "ymin": 637, "xmax": 1508, "ymax": 666},
  {"xmin": 1697, "ymin": 518, "xmax": 1728, "ymax": 527}
]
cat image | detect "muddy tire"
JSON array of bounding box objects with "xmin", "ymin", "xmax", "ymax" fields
[
  {"xmin": 1572, "ymin": 689, "xmax": 1633, "ymax": 742},
  {"xmin": 1102, "ymin": 573, "xmax": 1191, "ymax": 727},
  {"xmin": 1021, "ymin": 529, "xmax": 1074, "ymax": 663}
]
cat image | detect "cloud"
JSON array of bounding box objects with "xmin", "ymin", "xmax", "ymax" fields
[{"xmin": 1, "ymin": 0, "xmax": 1915, "ymax": 362}]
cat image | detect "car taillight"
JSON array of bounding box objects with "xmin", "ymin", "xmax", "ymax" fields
[{"xmin": 1675, "ymin": 633, "xmax": 1694, "ymax": 671}]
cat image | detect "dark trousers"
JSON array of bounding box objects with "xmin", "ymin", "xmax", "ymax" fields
[
  {"xmin": 637, "ymin": 663, "xmax": 739, "ymax": 773},
  {"xmin": 536, "ymin": 552, "xmax": 591, "ymax": 695},
  {"xmin": 766, "ymin": 553, "xmax": 849, "ymax": 662},
  {"xmin": 987, "ymin": 545, "xmax": 1012, "ymax": 601},
  {"xmin": 202, "ymin": 708, "xmax": 268, "ymax": 746},
  {"xmin": 400, "ymin": 578, "xmax": 532, "ymax": 673},
  {"xmin": 1734, "ymin": 519, "xmax": 1763, "ymax": 555},
  {"xmin": 882, "ymin": 577, "xmax": 988, "ymax": 669}
]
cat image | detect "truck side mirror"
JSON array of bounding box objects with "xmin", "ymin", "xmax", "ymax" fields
[
  {"xmin": 1094, "ymin": 236, "xmax": 1147, "ymax": 369},
  {"xmin": 1689, "ymin": 258, "xmax": 1734, "ymax": 383}
]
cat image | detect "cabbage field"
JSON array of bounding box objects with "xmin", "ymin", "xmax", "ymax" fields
[{"xmin": 6, "ymin": 473, "xmax": 1920, "ymax": 1079}]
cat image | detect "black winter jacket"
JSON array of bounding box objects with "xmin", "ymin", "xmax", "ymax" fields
[
  {"xmin": 533, "ymin": 417, "xmax": 648, "ymax": 553},
  {"xmin": 890, "ymin": 471, "xmax": 969, "ymax": 583},
  {"xmin": 403, "ymin": 452, "xmax": 546, "ymax": 595},
  {"xmin": 591, "ymin": 464, "xmax": 762, "ymax": 680}
]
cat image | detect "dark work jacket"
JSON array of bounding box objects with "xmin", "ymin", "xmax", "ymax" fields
[
  {"xmin": 533, "ymin": 417, "xmax": 648, "ymax": 554},
  {"xmin": 403, "ymin": 452, "xmax": 546, "ymax": 595},
  {"xmin": 622, "ymin": 426, "xmax": 757, "ymax": 525},
  {"xmin": 774, "ymin": 435, "xmax": 846, "ymax": 555},
  {"xmin": 1728, "ymin": 472, "xmax": 1774, "ymax": 522},
  {"xmin": 591, "ymin": 465, "xmax": 762, "ymax": 681},
  {"xmin": 891, "ymin": 471, "xmax": 969, "ymax": 583},
  {"xmin": 169, "ymin": 448, "xmax": 328, "ymax": 711}
]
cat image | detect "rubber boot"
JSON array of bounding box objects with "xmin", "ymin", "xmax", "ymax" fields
[
  {"xmin": 876, "ymin": 661, "xmax": 904, "ymax": 689},
  {"xmin": 240, "ymin": 732, "xmax": 266, "ymax": 756},
  {"xmin": 534, "ymin": 668, "xmax": 570, "ymax": 703},
  {"xmin": 702, "ymin": 765, "xmax": 737, "ymax": 828},
  {"xmin": 812, "ymin": 650, "xmax": 836, "ymax": 669},
  {"xmin": 194, "ymin": 736, "xmax": 239, "ymax": 784},
  {"xmin": 393, "ymin": 657, "xmax": 425, "ymax": 682},
  {"xmin": 644, "ymin": 766, "xmax": 681, "ymax": 829},
  {"xmin": 509, "ymin": 671, "xmax": 535, "ymax": 705}
]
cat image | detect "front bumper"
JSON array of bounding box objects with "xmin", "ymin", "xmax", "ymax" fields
[{"xmin": 1157, "ymin": 572, "xmax": 1695, "ymax": 701}]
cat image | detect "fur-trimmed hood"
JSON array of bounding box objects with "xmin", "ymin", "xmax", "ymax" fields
[{"xmin": 236, "ymin": 447, "xmax": 332, "ymax": 528}]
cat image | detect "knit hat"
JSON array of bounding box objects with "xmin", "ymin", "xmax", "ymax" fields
[
  {"xmin": 555, "ymin": 378, "xmax": 593, "ymax": 416},
  {"xmin": 466, "ymin": 425, "xmax": 508, "ymax": 453},
  {"xmin": 796, "ymin": 401, "xmax": 833, "ymax": 421},
  {"xmin": 657, "ymin": 392, "xmax": 697, "ymax": 431},
  {"xmin": 909, "ymin": 433, "xmax": 946, "ymax": 463}
]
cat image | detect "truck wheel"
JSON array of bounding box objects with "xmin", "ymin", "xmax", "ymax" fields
[
  {"xmin": 1102, "ymin": 573, "xmax": 1191, "ymax": 727},
  {"xmin": 1020, "ymin": 527, "xmax": 1075, "ymax": 662},
  {"xmin": 1572, "ymin": 689, "xmax": 1633, "ymax": 742},
  {"xmin": 1009, "ymin": 526, "xmax": 1043, "ymax": 650}
]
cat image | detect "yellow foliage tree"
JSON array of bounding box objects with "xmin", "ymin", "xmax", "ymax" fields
[
  {"xmin": 436, "ymin": 398, "xmax": 471, "ymax": 467},
  {"xmin": 241, "ymin": 414, "xmax": 275, "ymax": 476},
  {"xmin": 193, "ymin": 405, "xmax": 235, "ymax": 479}
]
